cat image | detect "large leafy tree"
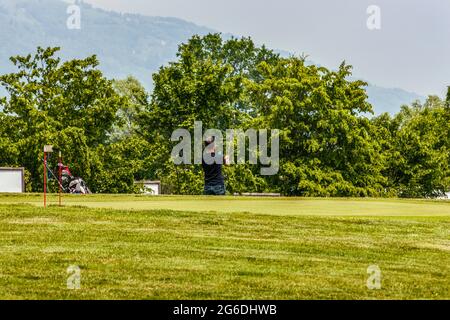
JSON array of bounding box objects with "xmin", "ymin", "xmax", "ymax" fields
[
  {"xmin": 0, "ymin": 47, "xmax": 124, "ymax": 191},
  {"xmin": 379, "ymin": 96, "xmax": 450, "ymax": 197},
  {"xmin": 246, "ymin": 58, "xmax": 386, "ymax": 196},
  {"xmin": 141, "ymin": 34, "xmax": 280, "ymax": 194},
  {"xmin": 144, "ymin": 34, "xmax": 278, "ymax": 136}
]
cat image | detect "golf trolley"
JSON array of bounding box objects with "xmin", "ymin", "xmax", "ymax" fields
[{"xmin": 42, "ymin": 149, "xmax": 91, "ymax": 196}]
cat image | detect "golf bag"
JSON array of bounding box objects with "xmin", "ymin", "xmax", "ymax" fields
[
  {"xmin": 61, "ymin": 165, "xmax": 91, "ymax": 194},
  {"xmin": 68, "ymin": 177, "xmax": 91, "ymax": 194}
]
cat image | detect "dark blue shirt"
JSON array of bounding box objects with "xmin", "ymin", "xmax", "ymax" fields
[{"xmin": 202, "ymin": 153, "xmax": 224, "ymax": 187}]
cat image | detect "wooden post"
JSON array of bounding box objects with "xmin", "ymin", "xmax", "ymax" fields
[
  {"xmin": 58, "ymin": 151, "xmax": 62, "ymax": 207},
  {"xmin": 44, "ymin": 151, "xmax": 47, "ymax": 208},
  {"xmin": 43, "ymin": 145, "xmax": 53, "ymax": 208}
]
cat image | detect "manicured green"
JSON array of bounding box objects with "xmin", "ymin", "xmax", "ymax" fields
[
  {"xmin": 1, "ymin": 193, "xmax": 449, "ymax": 216},
  {"xmin": 0, "ymin": 195, "xmax": 448, "ymax": 300}
]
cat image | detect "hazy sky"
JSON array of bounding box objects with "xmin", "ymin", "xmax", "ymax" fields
[{"xmin": 84, "ymin": 0, "xmax": 449, "ymax": 96}]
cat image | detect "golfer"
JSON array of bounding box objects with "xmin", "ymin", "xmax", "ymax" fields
[{"xmin": 202, "ymin": 137, "xmax": 229, "ymax": 195}]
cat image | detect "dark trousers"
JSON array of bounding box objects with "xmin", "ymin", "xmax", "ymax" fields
[{"xmin": 204, "ymin": 184, "xmax": 226, "ymax": 195}]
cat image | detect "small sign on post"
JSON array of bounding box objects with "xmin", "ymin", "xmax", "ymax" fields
[
  {"xmin": 44, "ymin": 145, "xmax": 54, "ymax": 153},
  {"xmin": 43, "ymin": 145, "xmax": 53, "ymax": 208}
]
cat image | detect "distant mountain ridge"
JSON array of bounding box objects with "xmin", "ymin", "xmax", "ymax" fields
[
  {"xmin": 365, "ymin": 85, "xmax": 424, "ymax": 114},
  {"xmin": 0, "ymin": 0, "xmax": 424, "ymax": 114}
]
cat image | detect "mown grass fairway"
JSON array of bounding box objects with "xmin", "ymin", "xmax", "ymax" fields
[
  {"xmin": 0, "ymin": 195, "xmax": 449, "ymax": 299},
  {"xmin": 1, "ymin": 193, "xmax": 450, "ymax": 216}
]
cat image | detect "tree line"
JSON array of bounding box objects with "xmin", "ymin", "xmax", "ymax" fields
[{"xmin": 0, "ymin": 34, "xmax": 448, "ymax": 197}]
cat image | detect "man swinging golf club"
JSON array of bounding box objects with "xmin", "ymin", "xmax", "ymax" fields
[{"xmin": 202, "ymin": 136, "xmax": 229, "ymax": 195}]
